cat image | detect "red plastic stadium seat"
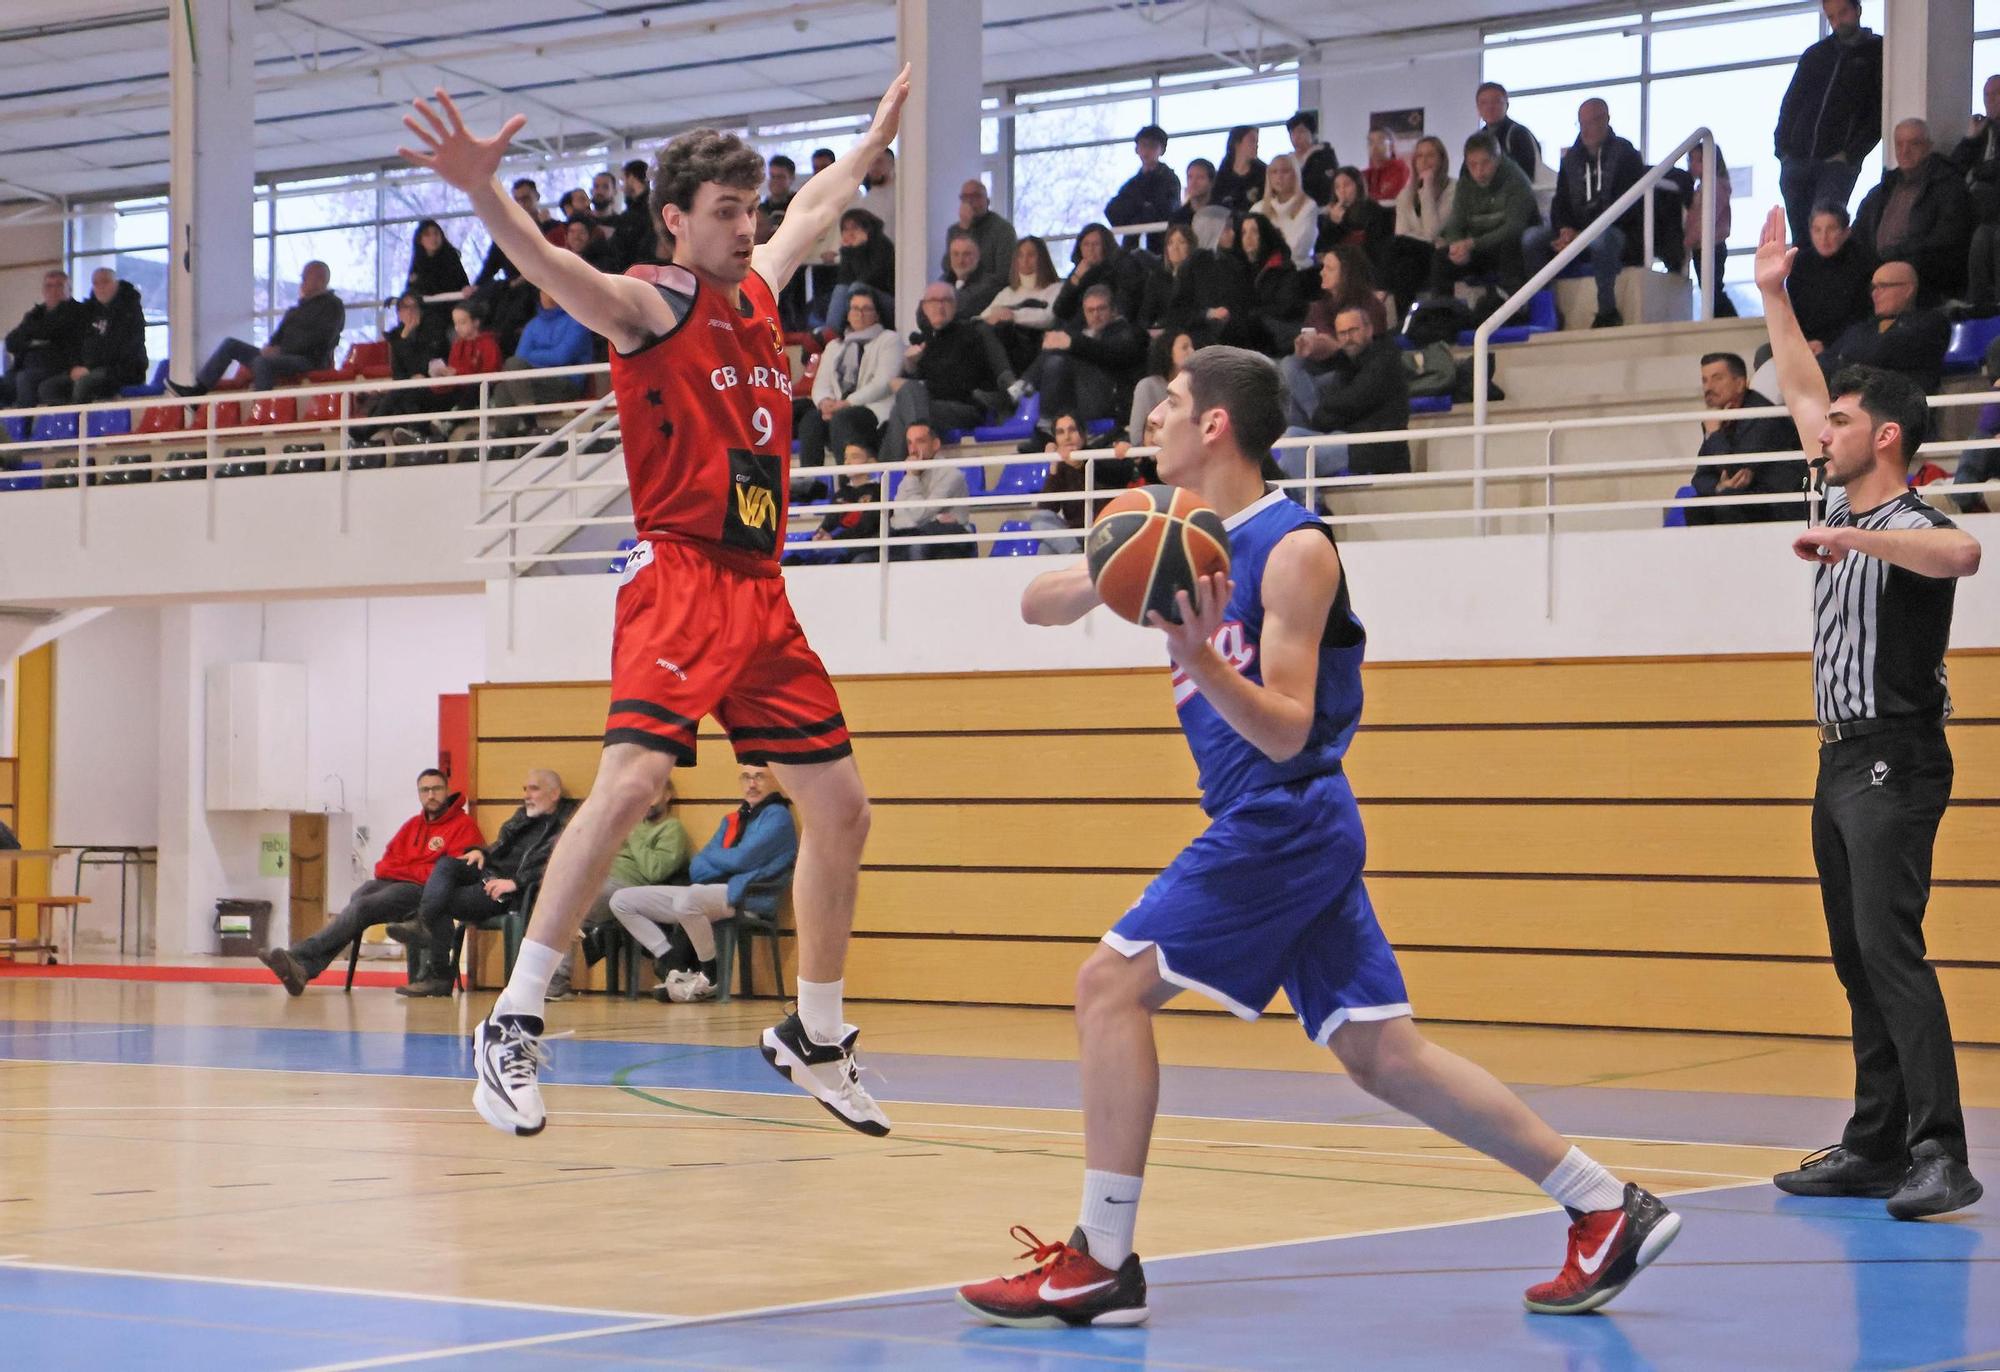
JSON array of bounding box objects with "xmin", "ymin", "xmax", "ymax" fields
[
  {"xmin": 300, "ymin": 390, "xmax": 343, "ymax": 424},
  {"xmin": 346, "ymin": 342, "xmax": 391, "ymax": 379},
  {"xmin": 136, "ymin": 402, "xmax": 186, "ymax": 435},
  {"xmin": 250, "ymin": 396, "xmax": 297, "ymax": 427}
]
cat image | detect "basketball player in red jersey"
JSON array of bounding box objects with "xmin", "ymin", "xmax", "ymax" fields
[{"xmin": 397, "ymin": 70, "xmax": 910, "ymax": 1139}]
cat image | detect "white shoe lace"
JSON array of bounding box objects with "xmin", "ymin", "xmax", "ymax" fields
[
  {"xmin": 494, "ymin": 1023, "xmax": 565, "ymax": 1091},
  {"xmin": 830, "ymin": 1048, "xmax": 886, "ymax": 1113}
]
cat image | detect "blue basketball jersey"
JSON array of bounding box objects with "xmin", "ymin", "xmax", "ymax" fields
[{"xmin": 1170, "ymin": 487, "xmax": 1366, "ymax": 815}]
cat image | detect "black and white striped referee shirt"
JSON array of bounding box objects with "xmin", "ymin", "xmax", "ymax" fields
[{"xmin": 1813, "ymin": 488, "xmax": 1959, "ymax": 726}]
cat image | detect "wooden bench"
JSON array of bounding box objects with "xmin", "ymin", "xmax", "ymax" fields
[{"xmin": 0, "ymin": 895, "xmax": 90, "ymax": 963}]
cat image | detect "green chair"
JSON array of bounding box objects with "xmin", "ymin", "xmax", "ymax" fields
[
  {"xmin": 711, "ymin": 877, "xmax": 791, "ymax": 1004},
  {"xmin": 447, "ymin": 881, "xmax": 534, "ymax": 990}
]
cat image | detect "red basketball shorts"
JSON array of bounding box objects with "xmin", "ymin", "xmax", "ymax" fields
[{"xmin": 604, "ymin": 538, "xmax": 851, "ymax": 767}]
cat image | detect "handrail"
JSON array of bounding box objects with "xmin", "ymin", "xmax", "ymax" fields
[{"xmin": 1472, "ymin": 126, "xmax": 1716, "ymax": 510}]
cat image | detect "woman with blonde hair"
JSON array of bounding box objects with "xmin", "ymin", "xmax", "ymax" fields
[{"xmin": 1250, "ymin": 154, "xmax": 1320, "ymax": 269}]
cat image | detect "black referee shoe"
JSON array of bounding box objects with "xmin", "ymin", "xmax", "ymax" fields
[
  {"xmin": 1774, "ymin": 1145, "xmax": 1910, "ymax": 1198},
  {"xmin": 1887, "ymin": 1151, "xmax": 1983, "ymax": 1220}
]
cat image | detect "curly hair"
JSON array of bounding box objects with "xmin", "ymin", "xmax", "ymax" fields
[{"xmin": 651, "ymin": 127, "xmax": 765, "ymax": 216}]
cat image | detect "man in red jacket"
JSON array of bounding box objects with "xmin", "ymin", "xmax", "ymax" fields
[{"xmin": 259, "ymin": 769, "xmax": 482, "ymax": 995}]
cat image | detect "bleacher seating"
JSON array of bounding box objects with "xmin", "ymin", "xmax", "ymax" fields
[
  {"xmin": 989, "ymin": 519, "xmax": 1040, "ymax": 557},
  {"xmin": 120, "ymin": 360, "xmax": 169, "ymax": 399},
  {"xmin": 973, "ymin": 393, "xmax": 1039, "ymax": 443},
  {"xmin": 1944, "ymin": 316, "xmax": 2000, "ymax": 375}
]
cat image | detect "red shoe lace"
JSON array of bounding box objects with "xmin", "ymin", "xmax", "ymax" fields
[{"xmin": 1000, "ymin": 1225, "xmax": 1077, "ymax": 1284}]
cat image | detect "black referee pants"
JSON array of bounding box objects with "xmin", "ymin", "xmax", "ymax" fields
[{"xmin": 1812, "ymin": 725, "xmax": 1966, "ymax": 1164}]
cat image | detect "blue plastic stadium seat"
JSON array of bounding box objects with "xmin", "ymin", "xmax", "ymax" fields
[
  {"xmin": 1943, "ymin": 316, "xmax": 2000, "ymax": 374},
  {"xmin": 86, "ymin": 408, "xmax": 132, "ymax": 439},
  {"xmin": 1409, "ymin": 394, "xmax": 1452, "ymax": 415},
  {"xmin": 1086, "ymin": 417, "xmax": 1116, "ymax": 437},
  {"xmin": 961, "ymin": 463, "xmax": 988, "ymax": 499},
  {"xmin": 0, "ymin": 459, "xmax": 43, "ymax": 492},
  {"xmin": 781, "ymin": 529, "xmax": 839, "ymax": 566},
  {"xmin": 609, "ymin": 537, "xmax": 639, "ymax": 575},
  {"xmin": 988, "ymin": 518, "xmax": 1041, "ymax": 557},
  {"xmin": 30, "ymin": 411, "xmax": 77, "ymax": 443},
  {"xmin": 972, "ymin": 393, "xmax": 1040, "ymax": 443},
  {"xmin": 886, "ymin": 468, "xmax": 903, "ymax": 500},
  {"xmin": 1, "ymin": 416, "xmax": 27, "ymax": 443},
  {"xmin": 993, "ymin": 460, "xmax": 1047, "ymax": 497},
  {"xmin": 1457, "ymin": 288, "xmax": 1560, "ymax": 346},
  {"xmin": 1663, "ymin": 483, "xmax": 1698, "ymax": 528},
  {"xmin": 119, "ymin": 360, "xmax": 170, "ymax": 399}
]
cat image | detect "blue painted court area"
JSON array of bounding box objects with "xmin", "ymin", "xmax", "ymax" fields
[{"xmin": 3, "ymin": 1186, "xmax": 1993, "ymax": 1370}]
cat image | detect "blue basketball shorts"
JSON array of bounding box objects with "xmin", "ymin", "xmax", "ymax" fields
[{"xmin": 1103, "ymin": 769, "xmax": 1411, "ymax": 1044}]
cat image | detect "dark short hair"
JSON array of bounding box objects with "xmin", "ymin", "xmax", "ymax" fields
[
  {"xmin": 624, "ymin": 160, "xmax": 649, "ymax": 183},
  {"xmin": 839, "ymin": 206, "xmax": 882, "ymax": 234},
  {"xmin": 1136, "ymin": 123, "xmax": 1169, "ymax": 149},
  {"xmin": 811, "ymin": 146, "xmax": 836, "ymax": 163},
  {"xmin": 1699, "ymin": 351, "xmax": 1747, "ymax": 379},
  {"xmin": 1830, "ymin": 365, "xmax": 1928, "ymax": 462},
  {"xmin": 1186, "ymin": 157, "xmax": 1216, "ymax": 177},
  {"xmin": 1081, "ymin": 283, "xmax": 1115, "ymax": 308},
  {"xmin": 418, "ymin": 768, "xmax": 447, "ymax": 784},
  {"xmin": 453, "ymin": 298, "xmax": 488, "ymax": 326},
  {"xmin": 769, "ymin": 154, "xmax": 796, "ymax": 173},
  {"xmin": 1810, "ymin": 201, "xmax": 1851, "ymax": 229},
  {"xmin": 1463, "ymin": 131, "xmax": 1500, "ymax": 159},
  {"xmin": 904, "ymin": 418, "xmax": 937, "ymax": 440},
  {"xmin": 652, "ymin": 127, "xmax": 765, "ymax": 213},
  {"xmin": 1181, "ymin": 345, "xmax": 1285, "ymax": 461},
  {"xmin": 1476, "ymin": 81, "xmax": 1508, "ymax": 99},
  {"xmin": 510, "ymin": 177, "xmax": 538, "ymax": 193},
  {"xmin": 1285, "ymin": 109, "xmax": 1318, "ymax": 135}
]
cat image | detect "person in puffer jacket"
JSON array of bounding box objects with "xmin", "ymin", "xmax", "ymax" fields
[
  {"xmin": 258, "ymin": 768, "xmax": 482, "ymax": 995},
  {"xmin": 609, "ymin": 765, "xmax": 798, "ymax": 1003}
]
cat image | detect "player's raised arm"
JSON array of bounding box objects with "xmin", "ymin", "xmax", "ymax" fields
[
  {"xmin": 1021, "ymin": 563, "xmax": 1102, "ymax": 626},
  {"xmin": 398, "ymin": 89, "xmax": 664, "ymax": 354},
  {"xmin": 753, "ymin": 65, "xmax": 912, "ymax": 290},
  {"xmin": 1754, "ymin": 205, "xmax": 1832, "ymax": 448}
]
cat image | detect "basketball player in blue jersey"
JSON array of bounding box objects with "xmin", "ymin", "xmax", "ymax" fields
[{"xmin": 958, "ymin": 346, "xmax": 1682, "ymax": 1327}]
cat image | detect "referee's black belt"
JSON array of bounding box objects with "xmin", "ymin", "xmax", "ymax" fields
[{"xmin": 1816, "ymin": 715, "xmax": 1944, "ymax": 744}]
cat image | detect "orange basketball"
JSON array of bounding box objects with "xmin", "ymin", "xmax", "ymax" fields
[{"xmin": 1085, "ymin": 485, "xmax": 1231, "ymax": 625}]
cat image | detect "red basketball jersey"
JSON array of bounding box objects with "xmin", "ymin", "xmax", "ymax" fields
[{"xmin": 609, "ymin": 264, "xmax": 794, "ymax": 576}]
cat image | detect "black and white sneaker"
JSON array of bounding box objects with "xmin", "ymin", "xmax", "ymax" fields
[
  {"xmin": 473, "ymin": 1011, "xmax": 550, "ymax": 1137},
  {"xmin": 760, "ymin": 1011, "xmax": 891, "ymax": 1137}
]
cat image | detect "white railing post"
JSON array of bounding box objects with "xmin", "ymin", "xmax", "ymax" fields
[{"xmin": 1699, "ymin": 131, "xmax": 1718, "ymax": 324}]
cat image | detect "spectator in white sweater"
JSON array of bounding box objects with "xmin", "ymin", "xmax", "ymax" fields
[
  {"xmin": 1384, "ymin": 135, "xmax": 1457, "ymax": 311},
  {"xmin": 1251, "ymin": 154, "xmax": 1320, "ymax": 268},
  {"xmin": 888, "ymin": 419, "xmax": 976, "ymax": 560},
  {"xmin": 981, "ymin": 235, "xmax": 1064, "ymax": 372},
  {"xmin": 794, "ymin": 287, "xmax": 904, "ymax": 470}
]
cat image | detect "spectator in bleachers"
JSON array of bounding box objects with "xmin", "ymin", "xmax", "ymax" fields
[
  {"xmin": 613, "ymin": 158, "xmax": 655, "ymax": 270},
  {"xmin": 563, "ymin": 217, "xmax": 621, "ymax": 273},
  {"xmin": 1170, "ymin": 158, "xmax": 1216, "ymax": 227},
  {"xmin": 940, "ymin": 230, "xmax": 1001, "ymax": 318},
  {"xmin": 1211, "ymin": 125, "xmax": 1266, "ymax": 215},
  {"xmin": 809, "ymin": 443, "xmax": 885, "ymax": 562},
  {"xmin": 1789, "ymin": 204, "xmax": 1874, "ymax": 352},
  {"xmin": 1238, "ymin": 213, "xmax": 1310, "ymax": 354},
  {"xmin": 760, "ymin": 154, "xmax": 811, "ymax": 330},
  {"xmin": 490, "ymin": 290, "xmax": 593, "ymax": 440},
  {"xmin": 945, "ymin": 179, "xmax": 1017, "ymax": 299},
  {"xmin": 1854, "ymin": 118, "xmax": 1973, "ymax": 304},
  {"xmin": 589, "ymin": 170, "xmax": 622, "ymax": 225},
  {"xmin": 1429, "ymin": 133, "xmax": 1538, "ymax": 301},
  {"xmin": 794, "ymin": 154, "xmax": 846, "ymax": 327},
  {"xmin": 558, "ymin": 188, "xmax": 591, "ymax": 222},
  {"xmin": 1286, "ymin": 111, "xmax": 1338, "ymax": 206},
  {"xmin": 810, "ymin": 147, "xmax": 836, "ymax": 175},
  {"xmin": 389, "ymin": 767, "xmax": 577, "ymax": 996},
  {"xmin": 258, "ymin": 769, "xmax": 481, "ymax": 996},
  {"xmin": 611, "ymin": 766, "xmax": 797, "ymax": 1004},
  {"xmin": 1475, "ymin": 81, "xmax": 1543, "ymax": 183},
  {"xmin": 1684, "ymin": 351, "xmax": 1805, "ymax": 525},
  {"xmin": 1363, "ymin": 128, "xmax": 1410, "ymax": 203},
  {"xmin": 479, "ymin": 182, "xmax": 558, "ymax": 280},
  {"xmin": 1019, "ymin": 283, "xmax": 1145, "ymax": 427},
  {"xmin": 981, "ymin": 236, "xmax": 1062, "ymax": 370},
  {"xmin": 173, "ymin": 262, "xmax": 337, "ymax": 397},
  {"xmin": 1251, "ymin": 154, "xmax": 1319, "ymax": 269},
  {"xmin": 1025, "ymin": 411, "xmax": 1126, "ymax": 550},
  {"xmin": 1950, "ymin": 338, "xmax": 2000, "ymax": 514},
  {"xmin": 405, "ymin": 219, "xmax": 469, "ymax": 303},
  {"xmin": 1680, "ymin": 143, "xmax": 1735, "ymax": 316},
  {"xmin": 422, "ymin": 299, "xmax": 505, "ymax": 456},
  {"xmin": 1053, "ymin": 223, "xmax": 1146, "ymax": 328},
  {"xmin": 1524, "ymin": 98, "xmax": 1647, "ymax": 329},
  {"xmin": 1385, "ymin": 136, "xmax": 1456, "ymax": 313},
  {"xmin": 1775, "ymin": 0, "xmax": 1882, "ymax": 248},
  {"xmin": 1141, "ymin": 218, "xmax": 1252, "ymax": 338},
  {"xmin": 1278, "ymin": 304, "xmax": 1411, "ymax": 480},
  {"xmin": 1112, "ymin": 409, "xmax": 1164, "ymax": 487},
  {"xmin": 547, "ymin": 779, "xmax": 689, "ymax": 1001},
  {"xmin": 1128, "ymin": 327, "xmax": 1195, "ymax": 438},
  {"xmin": 1957, "ymin": 77, "xmax": 2000, "ymax": 306},
  {"xmin": 353, "ymin": 292, "xmax": 450, "ymax": 448},
  {"xmin": 880, "ymin": 282, "xmax": 1016, "ymax": 463},
  {"xmin": 797, "ymin": 287, "xmax": 901, "ymax": 471},
  {"xmin": 38, "ymin": 268, "xmax": 148, "ymax": 405},
  {"xmin": 760, "ymin": 154, "xmax": 797, "ymax": 236},
  {"xmin": 1821, "ymin": 259, "xmax": 1949, "ymax": 394},
  {"xmin": 1105, "ymin": 124, "xmax": 1180, "ymax": 251},
  {"xmin": 888, "ymin": 419, "xmax": 975, "ymax": 560},
  {"xmin": 863, "ymin": 147, "xmax": 898, "ymax": 234},
  {"xmin": 1305, "ymin": 243, "xmax": 1391, "ymax": 340},
  {"xmin": 5, "ymin": 269, "xmax": 83, "ymax": 410},
  {"xmin": 1315, "ymin": 167, "xmax": 1392, "ymax": 266},
  {"xmin": 821, "ymin": 207, "xmax": 895, "ymax": 338}
]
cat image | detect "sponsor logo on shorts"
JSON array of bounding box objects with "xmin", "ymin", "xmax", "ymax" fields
[
  {"xmin": 1871, "ymin": 760, "xmax": 1890, "ymax": 786},
  {"xmin": 655, "ymin": 658, "xmax": 688, "ymax": 681}
]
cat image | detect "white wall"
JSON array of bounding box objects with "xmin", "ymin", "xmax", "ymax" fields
[{"xmin": 1305, "ymin": 34, "xmax": 1485, "ymax": 181}]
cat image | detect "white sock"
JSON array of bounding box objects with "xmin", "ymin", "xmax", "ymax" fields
[
  {"xmin": 1077, "ymin": 1170, "xmax": 1144, "ymax": 1266},
  {"xmin": 495, "ymin": 939, "xmax": 563, "ymax": 1023},
  {"xmin": 796, "ymin": 977, "xmax": 845, "ymax": 1043},
  {"xmin": 1540, "ymin": 1146, "xmax": 1626, "ymax": 1214}
]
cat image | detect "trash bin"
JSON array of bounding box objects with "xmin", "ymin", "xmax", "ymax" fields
[{"xmin": 215, "ymin": 898, "xmax": 274, "ymax": 956}]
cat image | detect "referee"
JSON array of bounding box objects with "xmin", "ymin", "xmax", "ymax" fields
[{"xmin": 1755, "ymin": 206, "xmax": 1984, "ymax": 1220}]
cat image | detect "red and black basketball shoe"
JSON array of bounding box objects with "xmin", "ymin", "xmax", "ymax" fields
[
  {"xmin": 1524, "ymin": 1182, "xmax": 1682, "ymax": 1315},
  {"xmin": 957, "ymin": 1225, "xmax": 1149, "ymax": 1328}
]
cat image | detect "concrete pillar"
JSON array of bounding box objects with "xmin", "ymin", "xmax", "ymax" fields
[
  {"xmin": 167, "ymin": 0, "xmax": 256, "ymax": 378},
  {"xmin": 895, "ymin": 0, "xmax": 982, "ymax": 331},
  {"xmin": 1881, "ymin": 0, "xmax": 1974, "ymax": 175}
]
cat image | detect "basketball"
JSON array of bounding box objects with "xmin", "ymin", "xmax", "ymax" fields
[{"xmin": 1086, "ymin": 485, "xmax": 1231, "ymax": 625}]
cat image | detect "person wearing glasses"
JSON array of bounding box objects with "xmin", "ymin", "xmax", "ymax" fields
[
  {"xmin": 1818, "ymin": 260, "xmax": 1950, "ymax": 396},
  {"xmin": 1276, "ymin": 304, "xmax": 1412, "ymax": 494}
]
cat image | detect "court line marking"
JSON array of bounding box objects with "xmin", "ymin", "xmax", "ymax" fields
[{"xmin": 291, "ymin": 1179, "xmax": 1770, "ymax": 1371}]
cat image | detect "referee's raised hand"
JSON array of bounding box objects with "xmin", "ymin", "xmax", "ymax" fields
[{"xmin": 1753, "ymin": 205, "xmax": 1796, "ymax": 295}]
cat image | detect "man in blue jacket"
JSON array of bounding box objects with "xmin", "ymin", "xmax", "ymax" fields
[
  {"xmin": 608, "ymin": 765, "xmax": 798, "ymax": 1002},
  {"xmin": 492, "ymin": 289, "xmax": 595, "ymax": 438}
]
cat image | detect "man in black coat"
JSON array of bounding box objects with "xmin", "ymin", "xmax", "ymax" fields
[
  {"xmin": 1853, "ymin": 119, "xmax": 1973, "ymax": 304},
  {"xmin": 1104, "ymin": 124, "xmax": 1180, "ymax": 253},
  {"xmin": 876, "ymin": 282, "xmax": 1018, "ymax": 466},
  {"xmin": 1787, "ymin": 204, "xmax": 1875, "ymax": 351},
  {"xmin": 1523, "ymin": 97, "xmax": 1646, "ymax": 328},
  {"xmin": 1279, "ymin": 304, "xmax": 1411, "ymax": 481},
  {"xmin": 1474, "ymin": 81, "xmax": 1543, "ymax": 183},
  {"xmin": 1821, "ymin": 259, "xmax": 1950, "ymax": 395},
  {"xmin": 1957, "ymin": 75, "xmax": 2000, "ymax": 304},
  {"xmin": 1685, "ymin": 352, "xmax": 1806, "ymax": 525},
  {"xmin": 1775, "ymin": 0, "xmax": 1882, "ymax": 246},
  {"xmin": 1020, "ymin": 284, "xmax": 1145, "ymax": 425},
  {"xmin": 390, "ymin": 768, "xmax": 580, "ymax": 997},
  {"xmin": 5, "ymin": 269, "xmax": 85, "ymax": 408},
  {"xmin": 39, "ymin": 269, "xmax": 148, "ymax": 405},
  {"xmin": 172, "ymin": 261, "xmax": 345, "ymax": 395}
]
